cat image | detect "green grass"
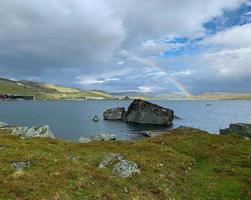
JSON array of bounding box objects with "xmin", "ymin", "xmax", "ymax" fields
[{"xmin": 0, "ymin": 127, "xmax": 250, "ymax": 199}]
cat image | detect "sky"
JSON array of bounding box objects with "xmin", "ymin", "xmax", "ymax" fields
[{"xmin": 0, "ymin": 0, "xmax": 251, "ymax": 95}]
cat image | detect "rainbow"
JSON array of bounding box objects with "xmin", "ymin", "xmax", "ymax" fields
[{"xmin": 129, "ymin": 54, "xmax": 192, "ymax": 97}]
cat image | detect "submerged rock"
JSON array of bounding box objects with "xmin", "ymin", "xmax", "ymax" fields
[
  {"xmin": 98, "ymin": 153, "xmax": 123, "ymax": 168},
  {"xmin": 11, "ymin": 125, "xmax": 55, "ymax": 139},
  {"xmin": 103, "ymin": 107, "xmax": 126, "ymax": 121},
  {"xmin": 135, "ymin": 131, "xmax": 161, "ymax": 137},
  {"xmin": 0, "ymin": 121, "xmax": 8, "ymax": 128},
  {"xmin": 126, "ymin": 100, "xmax": 174, "ymax": 126},
  {"xmin": 11, "ymin": 160, "xmax": 31, "ymax": 171},
  {"xmin": 79, "ymin": 136, "xmax": 92, "ymax": 143},
  {"xmin": 220, "ymin": 123, "xmax": 251, "ymax": 138},
  {"xmin": 112, "ymin": 160, "xmax": 140, "ymax": 178},
  {"xmin": 90, "ymin": 132, "xmax": 116, "ymax": 141}
]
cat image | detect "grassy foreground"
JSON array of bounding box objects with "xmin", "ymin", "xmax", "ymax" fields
[{"xmin": 0, "ymin": 127, "xmax": 250, "ymax": 200}]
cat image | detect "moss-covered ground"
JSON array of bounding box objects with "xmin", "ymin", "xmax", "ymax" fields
[{"xmin": 0, "ymin": 127, "xmax": 250, "ymax": 199}]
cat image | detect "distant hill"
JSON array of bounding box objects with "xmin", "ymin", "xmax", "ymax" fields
[
  {"xmin": 0, "ymin": 78, "xmax": 114, "ymax": 100},
  {"xmin": 112, "ymin": 91, "xmax": 251, "ymax": 100},
  {"xmin": 1, "ymin": 77, "xmax": 251, "ymax": 100},
  {"xmin": 191, "ymin": 92, "xmax": 251, "ymax": 100}
]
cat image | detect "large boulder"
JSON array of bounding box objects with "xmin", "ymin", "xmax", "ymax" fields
[
  {"xmin": 126, "ymin": 100, "xmax": 174, "ymax": 126},
  {"xmin": 112, "ymin": 160, "xmax": 140, "ymax": 178},
  {"xmin": 103, "ymin": 107, "xmax": 126, "ymax": 121},
  {"xmin": 90, "ymin": 132, "xmax": 116, "ymax": 141},
  {"xmin": 11, "ymin": 125, "xmax": 55, "ymax": 139},
  {"xmin": 220, "ymin": 123, "xmax": 251, "ymax": 138}
]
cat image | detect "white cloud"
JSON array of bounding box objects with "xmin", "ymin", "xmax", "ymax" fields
[
  {"xmin": 138, "ymin": 86, "xmax": 154, "ymax": 93},
  {"xmin": 202, "ymin": 23, "xmax": 251, "ymax": 48}
]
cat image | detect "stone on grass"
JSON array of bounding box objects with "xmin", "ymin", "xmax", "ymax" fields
[
  {"xmin": 11, "ymin": 160, "xmax": 31, "ymax": 171},
  {"xmin": 98, "ymin": 153, "xmax": 123, "ymax": 168},
  {"xmin": 90, "ymin": 132, "xmax": 116, "ymax": 141},
  {"xmin": 12, "ymin": 125, "xmax": 55, "ymax": 139},
  {"xmin": 112, "ymin": 160, "xmax": 140, "ymax": 178},
  {"xmin": 79, "ymin": 136, "xmax": 92, "ymax": 143}
]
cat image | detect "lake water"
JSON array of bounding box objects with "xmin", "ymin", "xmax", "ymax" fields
[{"xmin": 0, "ymin": 100, "xmax": 251, "ymax": 141}]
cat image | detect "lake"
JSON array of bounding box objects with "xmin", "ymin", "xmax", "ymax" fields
[{"xmin": 0, "ymin": 100, "xmax": 251, "ymax": 141}]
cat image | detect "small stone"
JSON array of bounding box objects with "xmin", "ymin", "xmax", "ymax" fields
[
  {"xmin": 98, "ymin": 153, "xmax": 123, "ymax": 168},
  {"xmin": 79, "ymin": 136, "xmax": 92, "ymax": 143},
  {"xmin": 112, "ymin": 160, "xmax": 140, "ymax": 178},
  {"xmin": 11, "ymin": 160, "xmax": 31, "ymax": 171}
]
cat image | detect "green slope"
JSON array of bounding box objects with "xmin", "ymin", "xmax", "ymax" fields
[
  {"xmin": 0, "ymin": 127, "xmax": 250, "ymax": 199},
  {"xmin": 0, "ymin": 78, "xmax": 114, "ymax": 100}
]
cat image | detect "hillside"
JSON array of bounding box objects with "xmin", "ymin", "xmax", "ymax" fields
[
  {"xmin": 0, "ymin": 127, "xmax": 250, "ymax": 199},
  {"xmin": 0, "ymin": 78, "xmax": 114, "ymax": 100}
]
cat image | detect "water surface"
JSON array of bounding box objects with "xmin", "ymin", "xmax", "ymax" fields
[{"xmin": 0, "ymin": 100, "xmax": 251, "ymax": 140}]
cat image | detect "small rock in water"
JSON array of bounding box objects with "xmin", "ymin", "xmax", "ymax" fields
[
  {"xmin": 91, "ymin": 115, "xmax": 99, "ymax": 122},
  {"xmin": 90, "ymin": 132, "xmax": 116, "ymax": 141},
  {"xmin": 112, "ymin": 160, "xmax": 140, "ymax": 178},
  {"xmin": 98, "ymin": 153, "xmax": 123, "ymax": 168},
  {"xmin": 0, "ymin": 121, "xmax": 8, "ymax": 128},
  {"xmin": 11, "ymin": 160, "xmax": 31, "ymax": 171},
  {"xmin": 79, "ymin": 136, "xmax": 92, "ymax": 143}
]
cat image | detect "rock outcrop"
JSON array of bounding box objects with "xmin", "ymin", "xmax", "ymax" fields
[
  {"xmin": 98, "ymin": 153, "xmax": 123, "ymax": 168},
  {"xmin": 0, "ymin": 121, "xmax": 8, "ymax": 128},
  {"xmin": 126, "ymin": 100, "xmax": 174, "ymax": 126},
  {"xmin": 103, "ymin": 107, "xmax": 126, "ymax": 121},
  {"xmin": 112, "ymin": 160, "xmax": 140, "ymax": 178},
  {"xmin": 78, "ymin": 136, "xmax": 92, "ymax": 143},
  {"xmin": 220, "ymin": 123, "xmax": 251, "ymax": 138},
  {"xmin": 11, "ymin": 125, "xmax": 55, "ymax": 139},
  {"xmin": 90, "ymin": 132, "xmax": 116, "ymax": 141}
]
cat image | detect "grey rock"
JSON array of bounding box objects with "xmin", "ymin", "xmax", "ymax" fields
[
  {"xmin": 12, "ymin": 125, "xmax": 55, "ymax": 139},
  {"xmin": 11, "ymin": 126, "xmax": 29, "ymax": 136},
  {"xmin": 103, "ymin": 107, "xmax": 126, "ymax": 121},
  {"xmin": 98, "ymin": 153, "xmax": 123, "ymax": 168},
  {"xmin": 79, "ymin": 136, "xmax": 92, "ymax": 143},
  {"xmin": 11, "ymin": 160, "xmax": 31, "ymax": 171},
  {"xmin": 220, "ymin": 123, "xmax": 251, "ymax": 138},
  {"xmin": 126, "ymin": 100, "xmax": 173, "ymax": 126},
  {"xmin": 90, "ymin": 132, "xmax": 116, "ymax": 141},
  {"xmin": 91, "ymin": 115, "xmax": 99, "ymax": 122},
  {"xmin": 0, "ymin": 121, "xmax": 8, "ymax": 128},
  {"xmin": 136, "ymin": 131, "xmax": 161, "ymax": 137},
  {"xmin": 112, "ymin": 160, "xmax": 140, "ymax": 178}
]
